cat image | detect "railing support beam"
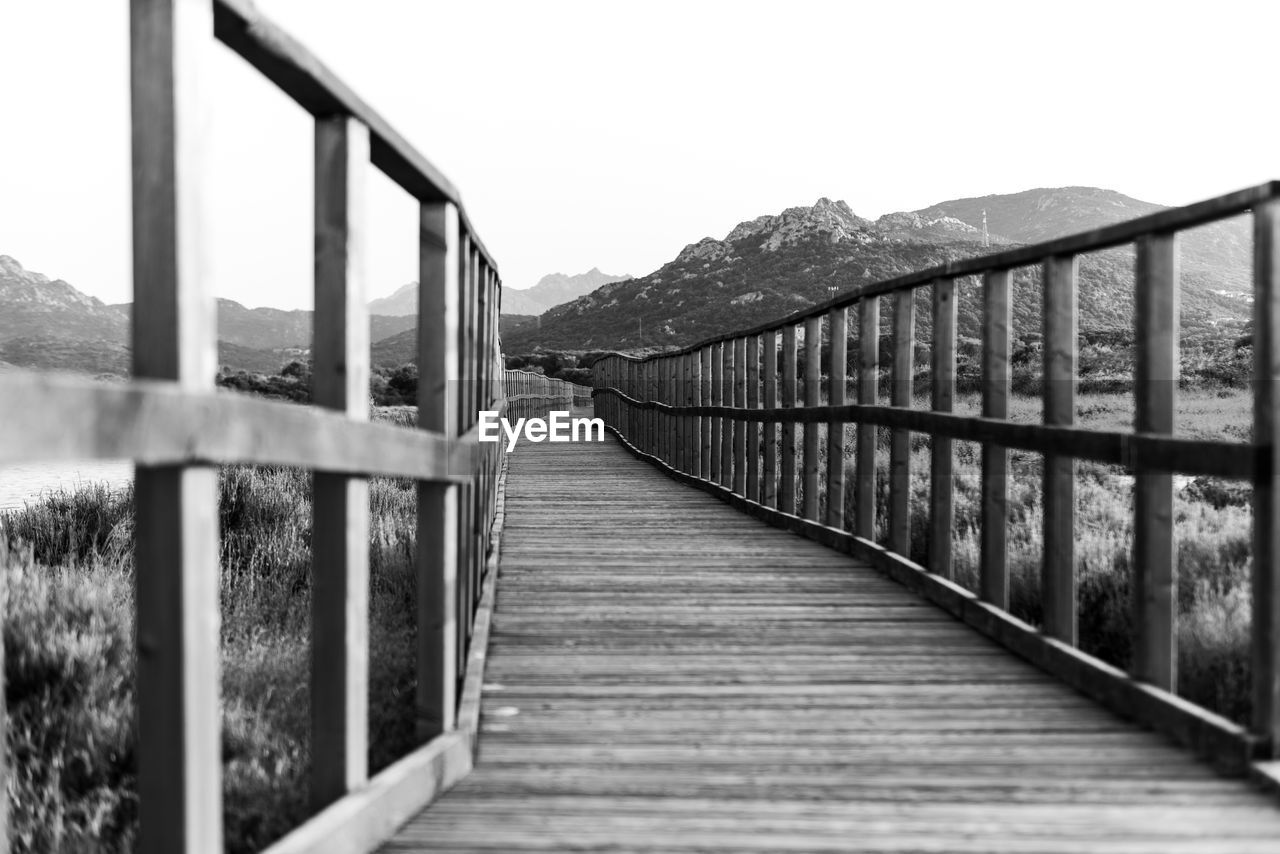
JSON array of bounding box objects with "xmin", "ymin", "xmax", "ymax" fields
[
  {"xmin": 855, "ymin": 298, "xmax": 880, "ymax": 540},
  {"xmin": 930, "ymin": 278, "xmax": 957, "ymax": 578},
  {"xmin": 1253, "ymin": 198, "xmax": 1280, "ymax": 755},
  {"xmin": 1042, "ymin": 255, "xmax": 1078, "ymax": 645},
  {"xmin": 826, "ymin": 308, "xmax": 847, "ymax": 529},
  {"xmin": 130, "ymin": 0, "xmax": 221, "ymax": 850},
  {"xmin": 980, "ymin": 270, "xmax": 1012, "ymax": 608},
  {"xmin": 311, "ymin": 114, "xmax": 372, "ymax": 808},
  {"xmin": 889, "ymin": 290, "xmax": 914, "ymax": 556},
  {"xmin": 1133, "ymin": 232, "xmax": 1179, "ymax": 692},
  {"xmin": 417, "ymin": 201, "xmax": 461, "ymax": 739}
]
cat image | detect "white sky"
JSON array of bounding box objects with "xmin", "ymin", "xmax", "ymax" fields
[{"xmin": 3, "ymin": 0, "xmax": 1278, "ymax": 309}]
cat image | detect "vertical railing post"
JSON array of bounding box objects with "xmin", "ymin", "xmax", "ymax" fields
[
  {"xmin": 684, "ymin": 352, "xmax": 696, "ymax": 475},
  {"xmin": 930, "ymin": 278, "xmax": 957, "ymax": 577},
  {"xmin": 311, "ymin": 114, "xmax": 371, "ymax": 808},
  {"xmin": 746, "ymin": 334, "xmax": 761, "ymax": 502},
  {"xmin": 648, "ymin": 358, "xmax": 658, "ymax": 456},
  {"xmin": 1043, "ymin": 255, "xmax": 1078, "ymax": 644},
  {"xmin": 710, "ymin": 346, "xmax": 723, "ymax": 482},
  {"xmin": 826, "ymin": 308, "xmax": 847, "ymax": 529},
  {"xmin": 980, "ymin": 270, "xmax": 1012, "ymax": 608},
  {"xmin": 762, "ymin": 330, "xmax": 778, "ymax": 508},
  {"xmin": 699, "ymin": 348, "xmax": 711, "ymax": 477},
  {"xmin": 691, "ymin": 351, "xmax": 703, "ymax": 479},
  {"xmin": 780, "ymin": 325, "xmax": 798, "ymax": 514},
  {"xmin": 889, "ymin": 289, "xmax": 915, "ymax": 555},
  {"xmin": 670, "ymin": 357, "xmax": 680, "ymax": 464},
  {"xmin": 456, "ymin": 242, "xmax": 477, "ymax": 661},
  {"xmin": 802, "ymin": 316, "xmax": 821, "ymax": 520},
  {"xmin": 855, "ymin": 297, "xmax": 881, "ymax": 540},
  {"xmin": 655, "ymin": 357, "xmax": 665, "ymax": 460},
  {"xmin": 674, "ymin": 355, "xmax": 685, "ymax": 471},
  {"xmin": 1133, "ymin": 233, "xmax": 1179, "ymax": 691},
  {"xmin": 417, "ymin": 201, "xmax": 460, "ymax": 739},
  {"xmin": 130, "ymin": 0, "xmax": 221, "ymax": 849},
  {"xmin": 718, "ymin": 342, "xmax": 731, "ymax": 487},
  {"xmin": 1252, "ymin": 198, "xmax": 1280, "ymax": 754},
  {"xmin": 734, "ymin": 337, "xmax": 747, "ymax": 495}
]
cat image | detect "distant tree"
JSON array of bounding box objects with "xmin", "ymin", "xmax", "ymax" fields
[
  {"xmin": 281, "ymin": 360, "xmax": 311, "ymax": 381},
  {"xmin": 387, "ymin": 363, "xmax": 418, "ymax": 404}
]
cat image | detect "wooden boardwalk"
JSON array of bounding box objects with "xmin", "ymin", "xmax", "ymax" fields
[{"xmin": 384, "ymin": 434, "xmax": 1280, "ymax": 853}]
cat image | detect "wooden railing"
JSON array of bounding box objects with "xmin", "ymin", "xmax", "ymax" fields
[
  {"xmin": 501, "ymin": 369, "xmax": 585, "ymax": 418},
  {"xmin": 0, "ymin": 1, "xmax": 515, "ymax": 851},
  {"xmin": 592, "ymin": 182, "xmax": 1280, "ymax": 772}
]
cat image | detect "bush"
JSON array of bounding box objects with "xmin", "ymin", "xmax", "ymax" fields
[{"xmin": 2, "ymin": 449, "xmax": 422, "ymax": 853}]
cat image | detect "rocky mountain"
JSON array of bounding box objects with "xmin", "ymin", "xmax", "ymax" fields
[
  {"xmin": 0, "ymin": 255, "xmax": 418, "ymax": 376},
  {"xmin": 368, "ymin": 269, "xmax": 633, "ymax": 319},
  {"xmin": 0, "ymin": 255, "xmax": 129, "ymax": 343},
  {"xmin": 369, "ymin": 314, "xmax": 540, "ymax": 368},
  {"xmin": 913, "ymin": 187, "xmax": 1252, "ymax": 292},
  {"xmin": 506, "ymin": 190, "xmax": 1253, "ymax": 352},
  {"xmin": 503, "ymin": 268, "xmax": 633, "ymax": 316},
  {"xmin": 368, "ymin": 282, "xmax": 417, "ymax": 317},
  {"xmin": 914, "ymin": 187, "xmax": 1164, "ymax": 247}
]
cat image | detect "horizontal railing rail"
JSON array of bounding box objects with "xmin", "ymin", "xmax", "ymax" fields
[
  {"xmin": 501, "ymin": 368, "xmax": 579, "ymax": 410},
  {"xmin": 2, "ymin": 1, "xmax": 514, "ymax": 852},
  {"xmin": 592, "ymin": 181, "xmax": 1280, "ymax": 772},
  {"xmin": 499, "ymin": 369, "xmax": 593, "ymax": 416}
]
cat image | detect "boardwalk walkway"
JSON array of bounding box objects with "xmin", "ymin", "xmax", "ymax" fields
[{"xmin": 385, "ymin": 434, "xmax": 1280, "ymax": 853}]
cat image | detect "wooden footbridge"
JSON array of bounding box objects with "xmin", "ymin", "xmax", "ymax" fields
[{"xmin": 3, "ymin": 1, "xmax": 1280, "ymax": 851}]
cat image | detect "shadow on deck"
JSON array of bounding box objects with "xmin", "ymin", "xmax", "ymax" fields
[{"xmin": 385, "ymin": 435, "xmax": 1280, "ymax": 853}]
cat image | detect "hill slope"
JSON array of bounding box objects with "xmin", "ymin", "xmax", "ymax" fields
[
  {"xmin": 507, "ymin": 189, "xmax": 1252, "ymax": 352},
  {"xmin": 368, "ymin": 268, "xmax": 632, "ymax": 318},
  {"xmin": 503, "ymin": 268, "xmax": 633, "ymax": 316},
  {"xmin": 0, "ymin": 255, "xmax": 418, "ymax": 376}
]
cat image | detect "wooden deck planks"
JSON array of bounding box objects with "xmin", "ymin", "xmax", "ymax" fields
[{"xmin": 383, "ymin": 435, "xmax": 1280, "ymax": 853}]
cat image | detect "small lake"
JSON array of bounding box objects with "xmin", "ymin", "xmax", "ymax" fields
[{"xmin": 0, "ymin": 461, "xmax": 134, "ymax": 512}]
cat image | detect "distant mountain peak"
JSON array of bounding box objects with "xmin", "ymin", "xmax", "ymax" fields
[
  {"xmin": 368, "ymin": 281, "xmax": 418, "ymax": 317},
  {"xmin": 503, "ymin": 268, "xmax": 632, "ymax": 316},
  {"xmin": 908, "ymin": 186, "xmax": 1166, "ymax": 247},
  {"xmin": 723, "ymin": 197, "xmax": 874, "ymax": 251},
  {"xmin": 676, "ymin": 198, "xmax": 881, "ymax": 266},
  {"xmin": 0, "ymin": 254, "xmax": 112, "ymax": 312}
]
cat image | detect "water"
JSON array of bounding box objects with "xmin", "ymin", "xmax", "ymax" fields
[{"xmin": 0, "ymin": 461, "xmax": 134, "ymax": 511}]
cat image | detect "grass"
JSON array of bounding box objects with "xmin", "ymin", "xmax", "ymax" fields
[{"xmin": 2, "ymin": 407, "xmax": 423, "ymax": 853}]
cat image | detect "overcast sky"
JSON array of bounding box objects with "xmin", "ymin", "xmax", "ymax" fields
[{"xmin": 4, "ymin": 0, "xmax": 1279, "ymax": 309}]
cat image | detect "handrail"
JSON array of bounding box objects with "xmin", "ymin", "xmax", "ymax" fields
[
  {"xmin": 591, "ymin": 181, "xmax": 1280, "ymax": 771},
  {"xmin": 3, "ymin": 1, "xmax": 509, "ymax": 851},
  {"xmin": 500, "ymin": 368, "xmax": 581, "ymax": 416}
]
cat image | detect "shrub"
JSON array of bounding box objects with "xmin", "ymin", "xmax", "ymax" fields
[{"xmin": 2, "ymin": 441, "xmax": 422, "ymax": 853}]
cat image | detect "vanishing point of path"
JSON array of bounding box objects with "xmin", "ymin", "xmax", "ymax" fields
[{"xmin": 384, "ymin": 434, "xmax": 1280, "ymax": 853}]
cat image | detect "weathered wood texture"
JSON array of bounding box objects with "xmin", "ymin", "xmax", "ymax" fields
[
  {"xmin": 311, "ymin": 114, "xmax": 371, "ymax": 808},
  {"xmin": 384, "ymin": 437, "xmax": 1280, "ymax": 852},
  {"xmin": 130, "ymin": 1, "xmax": 220, "ymax": 849}
]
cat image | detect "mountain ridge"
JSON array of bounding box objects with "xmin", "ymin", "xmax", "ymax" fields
[
  {"xmin": 367, "ymin": 268, "xmax": 633, "ymax": 318},
  {"xmin": 506, "ymin": 187, "xmax": 1252, "ymax": 352},
  {"xmin": 0, "ymin": 255, "xmax": 420, "ymax": 376}
]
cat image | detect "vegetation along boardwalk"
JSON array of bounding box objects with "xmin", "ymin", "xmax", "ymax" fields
[{"xmin": 384, "ymin": 435, "xmax": 1280, "ymax": 853}]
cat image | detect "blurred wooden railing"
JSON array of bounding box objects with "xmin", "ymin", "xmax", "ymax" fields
[
  {"xmin": 0, "ymin": 1, "xmax": 516, "ymax": 851},
  {"xmin": 592, "ymin": 182, "xmax": 1280, "ymax": 773},
  {"xmin": 501, "ymin": 369, "xmax": 586, "ymax": 418}
]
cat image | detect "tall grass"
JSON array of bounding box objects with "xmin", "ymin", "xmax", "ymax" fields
[{"xmin": 2, "ymin": 412, "xmax": 422, "ymax": 853}]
